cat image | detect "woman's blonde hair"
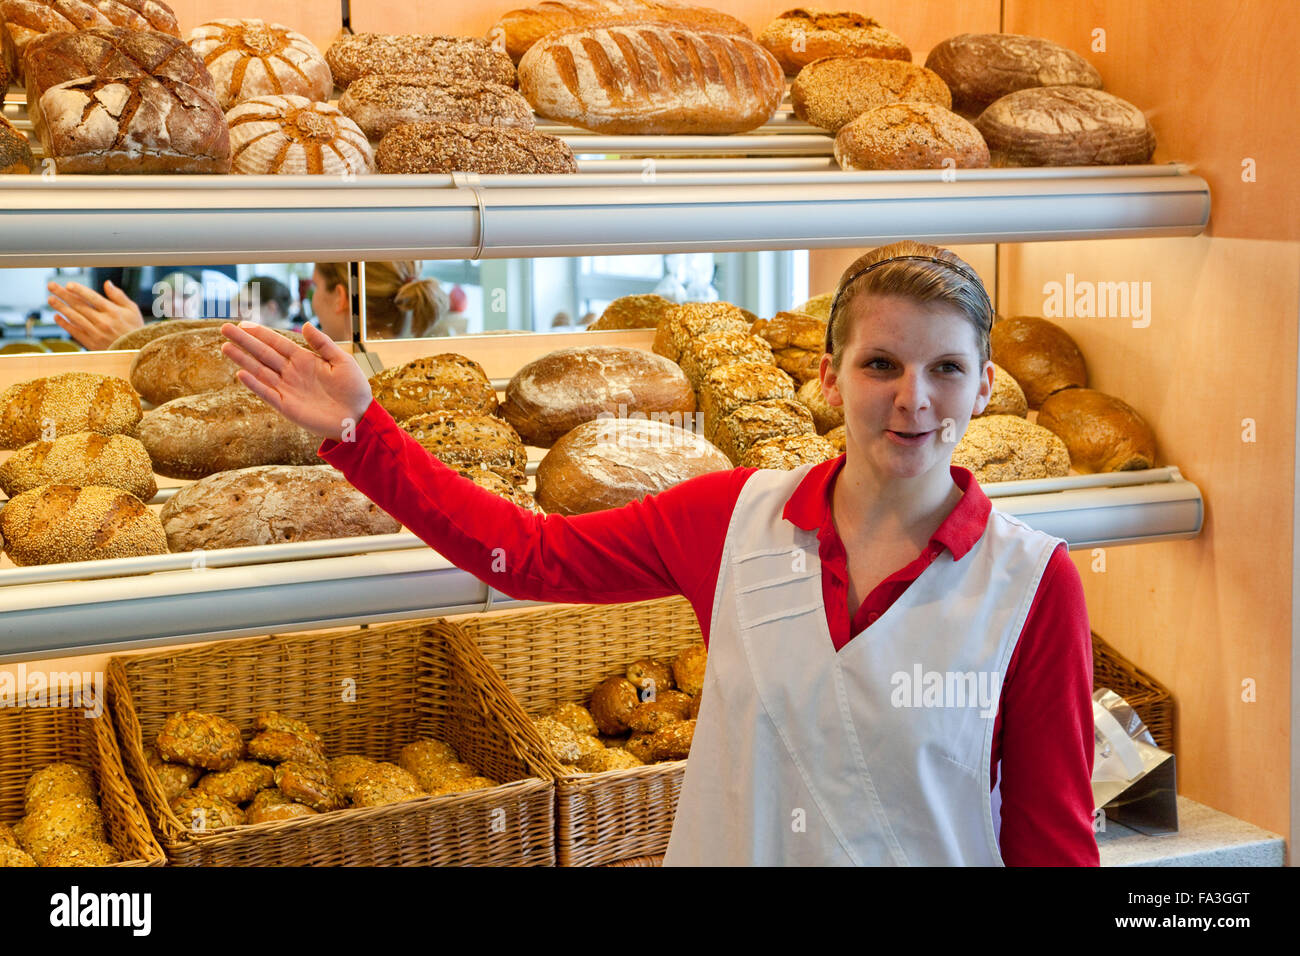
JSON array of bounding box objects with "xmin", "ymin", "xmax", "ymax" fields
[
  {"xmin": 826, "ymin": 241, "xmax": 993, "ymax": 370},
  {"xmin": 315, "ymin": 261, "xmax": 450, "ymax": 338}
]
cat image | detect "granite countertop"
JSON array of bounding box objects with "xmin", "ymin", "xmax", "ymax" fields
[{"xmin": 1098, "ymin": 796, "xmax": 1285, "ymax": 866}]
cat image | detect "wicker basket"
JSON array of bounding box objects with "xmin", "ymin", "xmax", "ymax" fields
[
  {"xmin": 1, "ymin": 698, "xmax": 165, "ymax": 866},
  {"xmin": 107, "ymin": 620, "xmax": 555, "ymax": 866},
  {"xmin": 430, "ymin": 596, "xmax": 704, "ymax": 867},
  {"xmin": 1092, "ymin": 630, "xmax": 1175, "ymax": 754}
]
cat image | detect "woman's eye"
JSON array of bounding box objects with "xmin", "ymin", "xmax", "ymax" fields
[
  {"xmin": 938, "ymin": 362, "xmax": 964, "ymax": 373},
  {"xmin": 863, "ymin": 358, "xmax": 891, "ymax": 370}
]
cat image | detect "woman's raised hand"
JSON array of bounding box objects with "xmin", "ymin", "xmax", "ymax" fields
[
  {"xmin": 220, "ymin": 322, "xmax": 372, "ymax": 442},
  {"xmin": 48, "ymin": 279, "xmax": 144, "ymax": 350}
]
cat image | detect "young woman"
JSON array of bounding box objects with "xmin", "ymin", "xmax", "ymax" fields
[
  {"xmin": 220, "ymin": 241, "xmax": 1098, "ymax": 867},
  {"xmin": 311, "ymin": 262, "xmax": 449, "ymax": 341}
]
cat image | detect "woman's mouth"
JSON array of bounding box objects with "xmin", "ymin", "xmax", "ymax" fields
[{"xmin": 886, "ymin": 429, "xmax": 934, "ymax": 445}]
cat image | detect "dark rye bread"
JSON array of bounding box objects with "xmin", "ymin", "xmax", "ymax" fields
[
  {"xmin": 108, "ymin": 319, "xmax": 227, "ymax": 351},
  {"xmin": 0, "ymin": 372, "xmax": 141, "ymax": 449},
  {"xmin": 159, "ymin": 465, "xmax": 401, "ymax": 552},
  {"xmin": 369, "ymin": 354, "xmax": 499, "ymax": 422},
  {"xmin": 129, "ymin": 327, "xmax": 308, "ymax": 406},
  {"xmin": 137, "ymin": 386, "xmax": 322, "ymax": 479},
  {"xmin": 339, "ymin": 75, "xmax": 534, "ymax": 141},
  {"xmin": 758, "ymin": 9, "xmax": 911, "ymax": 75},
  {"xmin": 517, "ymin": 24, "xmax": 784, "ymax": 135},
  {"xmin": 325, "ymin": 33, "xmax": 516, "ymax": 89},
  {"xmin": 0, "ymin": 483, "xmax": 166, "ymax": 565},
  {"xmin": 925, "ymin": 33, "xmax": 1102, "ymax": 117},
  {"xmin": 500, "ymin": 345, "xmax": 696, "ymax": 448},
  {"xmin": 1, "ymin": 0, "xmax": 180, "ymax": 81},
  {"xmin": 791, "ymin": 56, "xmax": 951, "ymax": 132},
  {"xmin": 834, "ymin": 102, "xmax": 989, "ymax": 170},
  {"xmin": 376, "ymin": 120, "xmax": 577, "ymax": 174},
  {"xmin": 0, "ymin": 431, "xmax": 157, "ymax": 500},
  {"xmin": 976, "ymin": 86, "xmax": 1155, "ymax": 166},
  {"xmin": 398, "ymin": 412, "xmax": 528, "ymax": 487}
]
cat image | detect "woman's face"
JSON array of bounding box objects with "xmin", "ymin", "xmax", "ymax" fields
[
  {"xmin": 311, "ymin": 267, "xmax": 351, "ymax": 341},
  {"xmin": 821, "ymin": 295, "xmax": 993, "ymax": 484}
]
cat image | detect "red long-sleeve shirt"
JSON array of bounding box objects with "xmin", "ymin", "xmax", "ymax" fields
[{"xmin": 320, "ymin": 399, "xmax": 1099, "ymax": 866}]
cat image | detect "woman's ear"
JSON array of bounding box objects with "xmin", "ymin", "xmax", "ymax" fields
[
  {"xmin": 972, "ymin": 360, "xmax": 995, "ymax": 416},
  {"xmin": 820, "ymin": 352, "xmax": 842, "ymax": 407}
]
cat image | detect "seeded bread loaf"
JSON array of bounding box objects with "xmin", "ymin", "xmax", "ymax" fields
[
  {"xmin": 652, "ymin": 302, "xmax": 751, "ymax": 362},
  {"xmin": 0, "ymin": 483, "xmax": 166, "ymax": 565},
  {"xmin": 130, "ymin": 327, "xmax": 308, "ymax": 406},
  {"xmin": 369, "ymin": 354, "xmax": 499, "ymax": 421},
  {"xmin": 740, "ymin": 433, "xmax": 838, "ymax": 469},
  {"xmin": 1036, "ymin": 388, "xmax": 1156, "ymax": 473},
  {"xmin": 0, "ymin": 431, "xmax": 156, "ymax": 500},
  {"xmin": 975, "ymin": 86, "xmax": 1155, "ymax": 167},
  {"xmin": 339, "ymin": 75, "xmax": 534, "ymax": 140},
  {"xmin": 989, "ymin": 315, "xmax": 1087, "ymax": 408},
  {"xmin": 952, "ymin": 414, "xmax": 1070, "ymax": 483},
  {"xmin": 376, "ymin": 120, "xmax": 577, "ymax": 174},
  {"xmin": 325, "ymin": 33, "xmax": 516, "ymax": 89},
  {"xmin": 677, "ymin": 331, "xmax": 776, "ymax": 390},
  {"xmin": 791, "ymin": 56, "xmax": 951, "ymax": 132},
  {"xmin": 824, "ymin": 423, "xmax": 845, "ymax": 453},
  {"xmin": 834, "ymin": 101, "xmax": 989, "ymax": 170},
  {"xmin": 457, "ymin": 467, "xmax": 544, "ymax": 513},
  {"xmin": 698, "ymin": 362, "xmax": 795, "ymax": 440},
  {"xmin": 398, "ymin": 412, "xmax": 527, "ymax": 487},
  {"xmin": 758, "ymin": 9, "xmax": 910, "ymax": 75},
  {"xmin": 750, "ymin": 311, "xmax": 826, "ymax": 383},
  {"xmin": 795, "ymin": 376, "xmax": 842, "ymax": 434},
  {"xmin": 586, "ymin": 293, "xmax": 675, "ymax": 331},
  {"xmin": 227, "ymin": 95, "xmax": 374, "ymax": 176},
  {"xmin": 981, "ymin": 363, "xmax": 1028, "ymax": 418},
  {"xmin": 924, "ymin": 33, "xmax": 1102, "ymax": 117},
  {"xmin": 712, "ymin": 397, "xmax": 815, "ymax": 464},
  {"xmin": 188, "ymin": 18, "xmax": 332, "ymax": 109},
  {"xmin": 108, "ymin": 319, "xmax": 227, "ymax": 351},
  {"xmin": 0, "ymin": 113, "xmax": 34, "ymax": 174},
  {"xmin": 1, "ymin": 0, "xmax": 180, "ymax": 81},
  {"xmin": 0, "ymin": 372, "xmax": 141, "ymax": 449}
]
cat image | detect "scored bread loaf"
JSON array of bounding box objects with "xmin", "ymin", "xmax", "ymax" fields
[
  {"xmin": 0, "ymin": 431, "xmax": 156, "ymax": 500},
  {"xmin": 398, "ymin": 412, "xmax": 528, "ymax": 487},
  {"xmin": 0, "ymin": 113, "xmax": 33, "ymax": 174},
  {"xmin": 834, "ymin": 102, "xmax": 989, "ymax": 170},
  {"xmin": 129, "ymin": 327, "xmax": 308, "ymax": 406},
  {"xmin": 698, "ymin": 362, "xmax": 795, "ymax": 440},
  {"xmin": 712, "ymin": 397, "xmax": 815, "ymax": 464},
  {"xmin": 517, "ymin": 24, "xmax": 784, "ymax": 135},
  {"xmin": 924, "ymin": 33, "xmax": 1103, "ymax": 117},
  {"xmin": 159, "ymin": 464, "xmax": 401, "ymax": 552},
  {"xmin": 758, "ymin": 9, "xmax": 911, "ymax": 75},
  {"xmin": 339, "ymin": 75, "xmax": 534, "ymax": 140},
  {"xmin": 369, "ymin": 354, "xmax": 499, "ymax": 421},
  {"xmin": 791, "ymin": 56, "xmax": 952, "ymax": 132},
  {"xmin": 677, "ymin": 331, "xmax": 776, "ymax": 390},
  {"xmin": 586, "ymin": 294, "xmax": 675, "ymax": 331},
  {"xmin": 976, "ymin": 86, "xmax": 1155, "ymax": 167},
  {"xmin": 226, "ymin": 95, "xmax": 375, "ymax": 176},
  {"xmin": 0, "ymin": 484, "xmax": 166, "ymax": 565},
  {"xmin": 0, "ymin": 0, "xmax": 180, "ymax": 81},
  {"xmin": 740, "ymin": 433, "xmax": 838, "ymax": 469},
  {"xmin": 795, "ymin": 376, "xmax": 842, "ymax": 434},
  {"xmin": 500, "ymin": 346, "xmax": 696, "ymax": 448},
  {"xmin": 535, "ymin": 417, "xmax": 731, "ymax": 515},
  {"xmin": 325, "ymin": 33, "xmax": 516, "ymax": 89},
  {"xmin": 109, "ymin": 319, "xmax": 227, "ymax": 351},
  {"xmin": 376, "ymin": 120, "xmax": 577, "ymax": 174},
  {"xmin": 952, "ymin": 414, "xmax": 1070, "ymax": 483},
  {"xmin": 989, "ymin": 315, "xmax": 1087, "ymax": 408},
  {"xmin": 750, "ymin": 311, "xmax": 826, "ymax": 383},
  {"xmin": 188, "ymin": 19, "xmax": 332, "ymax": 109},
  {"xmin": 0, "ymin": 372, "xmax": 141, "ymax": 449},
  {"xmin": 136, "ymin": 386, "xmax": 322, "ymax": 479},
  {"xmin": 1035, "ymin": 388, "xmax": 1155, "ymax": 473},
  {"xmin": 652, "ymin": 302, "xmax": 751, "ymax": 362}
]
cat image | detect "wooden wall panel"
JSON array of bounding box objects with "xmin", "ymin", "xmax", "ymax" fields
[
  {"xmin": 165, "ymin": 1, "xmax": 343, "ymax": 51},
  {"xmin": 999, "ymin": 236, "xmax": 1300, "ymax": 839}
]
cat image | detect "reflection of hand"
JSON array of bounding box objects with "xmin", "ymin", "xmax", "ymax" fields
[
  {"xmin": 47, "ymin": 280, "xmax": 144, "ymax": 350},
  {"xmin": 220, "ymin": 321, "xmax": 372, "ymax": 441}
]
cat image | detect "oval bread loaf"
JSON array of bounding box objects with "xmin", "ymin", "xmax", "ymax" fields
[
  {"xmin": 369, "ymin": 354, "xmax": 499, "ymax": 421},
  {"xmin": 990, "ymin": 315, "xmax": 1087, "ymax": 408},
  {"xmin": 712, "ymin": 397, "xmax": 816, "ymax": 464},
  {"xmin": 339, "ymin": 75, "xmax": 534, "ymax": 140},
  {"xmin": 699, "ymin": 362, "xmax": 796, "ymax": 440},
  {"xmin": 759, "ymin": 9, "xmax": 911, "ymax": 75},
  {"xmin": 975, "ymin": 85, "xmax": 1155, "ymax": 167},
  {"xmin": 0, "ymin": 373, "xmax": 141, "ymax": 449},
  {"xmin": 108, "ymin": 319, "xmax": 228, "ymax": 352},
  {"xmin": 1036, "ymin": 388, "xmax": 1155, "ymax": 473},
  {"xmin": 952, "ymin": 414, "xmax": 1070, "ymax": 482},
  {"xmin": 980, "ymin": 363, "xmax": 1028, "ymax": 418},
  {"xmin": 740, "ymin": 433, "xmax": 838, "ymax": 469},
  {"xmin": 325, "ymin": 33, "xmax": 516, "ymax": 89},
  {"xmin": 791, "ymin": 56, "xmax": 952, "ymax": 132},
  {"xmin": 586, "ymin": 294, "xmax": 675, "ymax": 331},
  {"xmin": 130, "ymin": 328, "xmax": 307, "ymax": 406},
  {"xmin": 925, "ymin": 33, "xmax": 1103, "ymax": 117},
  {"xmin": 0, "ymin": 432, "xmax": 157, "ymax": 501},
  {"xmin": 375, "ymin": 121, "xmax": 577, "ymax": 174},
  {"xmin": 834, "ymin": 102, "xmax": 989, "ymax": 170},
  {"xmin": 500, "ymin": 346, "xmax": 696, "ymax": 448},
  {"xmin": 159, "ymin": 465, "xmax": 400, "ymax": 552},
  {"xmin": 0, "ymin": 484, "xmax": 166, "ymax": 565}
]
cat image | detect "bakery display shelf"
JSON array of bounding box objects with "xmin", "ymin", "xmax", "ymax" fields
[{"xmin": 0, "ymin": 467, "xmax": 1202, "ymax": 662}]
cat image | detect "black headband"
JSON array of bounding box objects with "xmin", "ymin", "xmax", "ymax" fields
[{"xmin": 824, "ymin": 254, "xmax": 995, "ymax": 354}]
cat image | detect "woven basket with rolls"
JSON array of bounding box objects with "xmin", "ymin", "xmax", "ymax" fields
[
  {"xmin": 106, "ymin": 620, "xmax": 556, "ymax": 866},
  {"xmin": 428, "ymin": 595, "xmax": 704, "ymax": 867},
  {"xmin": 1, "ymin": 700, "xmax": 165, "ymax": 866}
]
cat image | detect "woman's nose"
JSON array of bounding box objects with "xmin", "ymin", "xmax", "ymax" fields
[{"xmin": 895, "ymin": 368, "xmax": 932, "ymax": 411}]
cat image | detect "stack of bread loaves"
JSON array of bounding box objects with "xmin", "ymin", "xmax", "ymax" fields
[{"xmin": 2, "ymin": 763, "xmax": 122, "ymax": 866}]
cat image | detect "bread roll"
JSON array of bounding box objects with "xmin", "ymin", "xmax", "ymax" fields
[
  {"xmin": 0, "ymin": 484, "xmax": 166, "ymax": 565},
  {"xmin": 952, "ymin": 415, "xmax": 1069, "ymax": 483},
  {"xmin": 227, "ymin": 95, "xmax": 374, "ymax": 176},
  {"xmin": 652, "ymin": 302, "xmax": 750, "ymax": 362},
  {"xmin": 1, "ymin": 114, "xmax": 34, "ymax": 174},
  {"xmin": 159, "ymin": 464, "xmax": 400, "ymax": 552},
  {"xmin": 741, "ymin": 433, "xmax": 838, "ymax": 469},
  {"xmin": 491, "ymin": 0, "xmax": 752, "ymax": 63},
  {"xmin": 399, "ymin": 412, "xmax": 527, "ymax": 487},
  {"xmin": 339, "ymin": 75, "xmax": 534, "ymax": 140},
  {"xmin": 369, "ymin": 354, "xmax": 499, "ymax": 421},
  {"xmin": 989, "ymin": 316, "xmax": 1087, "ymax": 408},
  {"xmin": 834, "ymin": 102, "xmax": 989, "ymax": 170},
  {"xmin": 1, "ymin": 0, "xmax": 180, "ymax": 81},
  {"xmin": 677, "ymin": 331, "xmax": 776, "ymax": 390},
  {"xmin": 750, "ymin": 311, "xmax": 826, "ymax": 383},
  {"xmin": 456, "ymin": 467, "xmax": 544, "ymax": 513},
  {"xmin": 325, "ymin": 33, "xmax": 516, "ymax": 89},
  {"xmin": 791, "ymin": 56, "xmax": 951, "ymax": 132},
  {"xmin": 758, "ymin": 9, "xmax": 910, "ymax": 75},
  {"xmin": 698, "ymin": 362, "xmax": 795, "ymax": 440},
  {"xmin": 536, "ymin": 417, "xmax": 731, "ymax": 514},
  {"xmin": 108, "ymin": 319, "xmax": 227, "ymax": 351},
  {"xmin": 137, "ymin": 386, "xmax": 322, "ymax": 479},
  {"xmin": 980, "ymin": 363, "xmax": 1028, "ymax": 418},
  {"xmin": 712, "ymin": 397, "xmax": 816, "ymax": 464},
  {"xmin": 824, "ymin": 423, "xmax": 845, "ymax": 453},
  {"xmin": 517, "ymin": 24, "xmax": 784, "ymax": 135},
  {"xmin": 500, "ymin": 346, "xmax": 696, "ymax": 448},
  {"xmin": 376, "ymin": 120, "xmax": 577, "ymax": 174},
  {"xmin": 924, "ymin": 33, "xmax": 1102, "ymax": 117},
  {"xmin": 0, "ymin": 432, "xmax": 156, "ymax": 500},
  {"xmin": 795, "ymin": 376, "xmax": 842, "ymax": 434},
  {"xmin": 188, "ymin": 19, "xmax": 331, "ymax": 109},
  {"xmin": 130, "ymin": 327, "xmax": 307, "ymax": 406},
  {"xmin": 976, "ymin": 86, "xmax": 1155, "ymax": 167},
  {"xmin": 1036, "ymin": 388, "xmax": 1155, "ymax": 473},
  {"xmin": 0, "ymin": 372, "xmax": 140, "ymax": 449},
  {"xmin": 796, "ymin": 292, "xmax": 833, "ymax": 322},
  {"xmin": 587, "ymin": 294, "xmax": 675, "ymax": 331}
]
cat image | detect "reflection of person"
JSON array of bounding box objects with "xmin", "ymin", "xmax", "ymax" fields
[
  {"xmin": 46, "ymin": 279, "xmax": 144, "ymax": 350},
  {"xmin": 220, "ymin": 240, "xmax": 1097, "ymax": 866},
  {"xmin": 429, "ymin": 284, "xmax": 469, "ymax": 337},
  {"xmin": 312, "ymin": 262, "xmax": 449, "ymax": 341},
  {"xmin": 241, "ymin": 276, "xmax": 293, "ymax": 328}
]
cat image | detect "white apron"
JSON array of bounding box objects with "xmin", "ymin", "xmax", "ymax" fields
[{"xmin": 662, "ymin": 464, "xmax": 1061, "ymax": 866}]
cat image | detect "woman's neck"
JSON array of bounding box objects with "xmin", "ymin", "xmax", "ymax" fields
[{"xmin": 832, "ymin": 456, "xmax": 962, "ymax": 542}]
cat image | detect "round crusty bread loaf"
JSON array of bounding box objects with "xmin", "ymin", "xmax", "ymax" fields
[
  {"xmin": 369, "ymin": 354, "xmax": 499, "ymax": 422},
  {"xmin": 338, "ymin": 75, "xmax": 534, "ymax": 140},
  {"xmin": 375, "ymin": 120, "xmax": 577, "ymax": 174},
  {"xmin": 990, "ymin": 316, "xmax": 1087, "ymax": 408},
  {"xmin": 924, "ymin": 33, "xmax": 1103, "ymax": 117},
  {"xmin": 741, "ymin": 433, "xmax": 839, "ymax": 469},
  {"xmin": 980, "ymin": 362, "xmax": 1028, "ymax": 418},
  {"xmin": 399, "ymin": 412, "xmax": 528, "ymax": 487},
  {"xmin": 130, "ymin": 328, "xmax": 308, "ymax": 406},
  {"xmin": 137, "ymin": 386, "xmax": 322, "ymax": 479},
  {"xmin": 159, "ymin": 465, "xmax": 400, "ymax": 552},
  {"xmin": 699, "ymin": 362, "xmax": 796, "ymax": 440},
  {"xmin": 0, "ymin": 373, "xmax": 141, "ymax": 449},
  {"xmin": 975, "ymin": 85, "xmax": 1155, "ymax": 167},
  {"xmin": 226, "ymin": 95, "xmax": 374, "ymax": 176},
  {"xmin": 758, "ymin": 9, "xmax": 910, "ymax": 75},
  {"xmin": 712, "ymin": 397, "xmax": 816, "ymax": 465},
  {"xmin": 535, "ymin": 417, "xmax": 731, "ymax": 515},
  {"xmin": 796, "ymin": 376, "xmax": 843, "ymax": 434},
  {"xmin": 189, "ymin": 19, "xmax": 333, "ymax": 109},
  {"xmin": 652, "ymin": 302, "xmax": 751, "ymax": 363},
  {"xmin": 791, "ymin": 56, "xmax": 952, "ymax": 132},
  {"xmin": 834, "ymin": 102, "xmax": 990, "ymax": 170},
  {"xmin": 108, "ymin": 320, "xmax": 228, "ymax": 352},
  {"xmin": 587, "ymin": 294, "xmax": 676, "ymax": 332},
  {"xmin": 0, "ymin": 484, "xmax": 167, "ymax": 566},
  {"xmin": 0, "ymin": 432, "xmax": 157, "ymax": 501},
  {"xmin": 1036, "ymin": 388, "xmax": 1155, "ymax": 473},
  {"xmin": 951, "ymin": 415, "xmax": 1070, "ymax": 483},
  {"xmin": 751, "ymin": 311, "xmax": 826, "ymax": 383},
  {"xmin": 500, "ymin": 346, "xmax": 696, "ymax": 448}
]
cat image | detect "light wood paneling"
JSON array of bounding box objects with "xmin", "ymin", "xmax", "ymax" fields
[
  {"xmin": 1006, "ymin": 0, "xmax": 1299, "ymax": 241},
  {"xmin": 809, "ymin": 244, "xmax": 997, "ymax": 302},
  {"xmin": 166, "ymin": 0, "xmax": 343, "ymax": 52},
  {"xmin": 999, "ymin": 236, "xmax": 1300, "ymax": 840}
]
